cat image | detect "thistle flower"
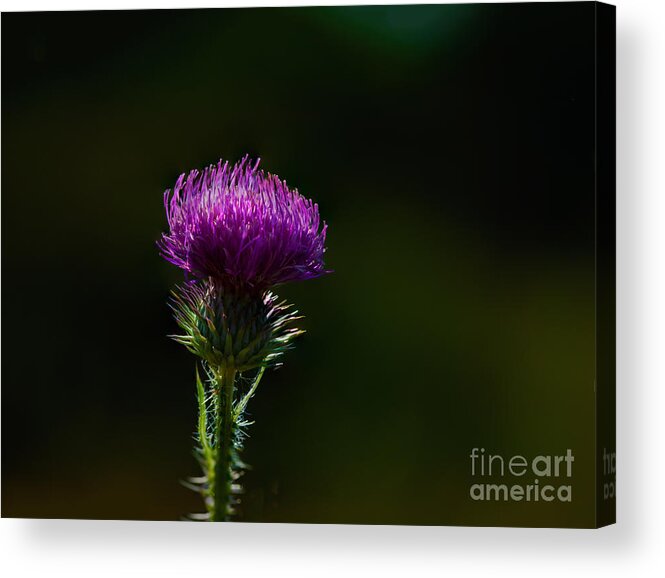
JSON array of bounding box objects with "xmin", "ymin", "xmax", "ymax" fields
[
  {"xmin": 158, "ymin": 157, "xmax": 329, "ymax": 522},
  {"xmin": 158, "ymin": 156, "xmax": 328, "ymax": 292}
]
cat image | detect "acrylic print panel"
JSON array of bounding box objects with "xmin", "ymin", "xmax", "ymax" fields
[{"xmin": 1, "ymin": 2, "xmax": 615, "ymax": 527}]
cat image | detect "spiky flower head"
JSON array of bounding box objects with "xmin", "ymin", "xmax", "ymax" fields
[{"xmin": 158, "ymin": 156, "xmax": 328, "ymax": 292}]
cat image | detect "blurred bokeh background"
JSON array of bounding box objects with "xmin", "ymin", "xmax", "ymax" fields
[{"xmin": 2, "ymin": 4, "xmax": 597, "ymax": 526}]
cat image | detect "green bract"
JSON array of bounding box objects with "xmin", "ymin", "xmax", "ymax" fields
[{"xmin": 169, "ymin": 279, "xmax": 303, "ymax": 372}]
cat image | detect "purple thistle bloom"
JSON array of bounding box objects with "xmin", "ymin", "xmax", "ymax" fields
[{"xmin": 159, "ymin": 157, "xmax": 329, "ymax": 291}]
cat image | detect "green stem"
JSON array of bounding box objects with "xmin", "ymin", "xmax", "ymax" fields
[{"xmin": 212, "ymin": 366, "xmax": 237, "ymax": 522}]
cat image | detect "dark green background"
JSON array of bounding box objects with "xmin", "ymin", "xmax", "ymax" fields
[{"xmin": 2, "ymin": 3, "xmax": 597, "ymax": 526}]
